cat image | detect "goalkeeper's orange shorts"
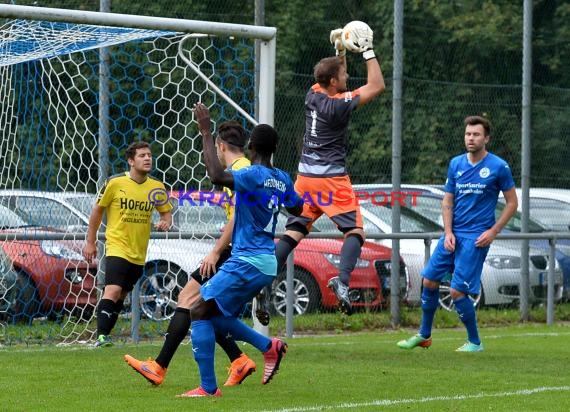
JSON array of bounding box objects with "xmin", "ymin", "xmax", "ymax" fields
[{"xmin": 287, "ymin": 174, "xmax": 363, "ymax": 232}]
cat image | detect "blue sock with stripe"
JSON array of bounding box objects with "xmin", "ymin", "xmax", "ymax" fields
[
  {"xmin": 211, "ymin": 315, "xmax": 271, "ymax": 352},
  {"xmin": 419, "ymin": 286, "xmax": 439, "ymax": 338},
  {"xmin": 454, "ymin": 296, "xmax": 480, "ymax": 345},
  {"xmin": 190, "ymin": 320, "xmax": 218, "ymax": 393}
]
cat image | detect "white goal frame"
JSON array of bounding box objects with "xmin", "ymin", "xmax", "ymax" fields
[
  {"xmin": 0, "ymin": 4, "xmax": 277, "ymax": 125},
  {"xmin": 0, "ymin": 4, "xmax": 276, "ymax": 340}
]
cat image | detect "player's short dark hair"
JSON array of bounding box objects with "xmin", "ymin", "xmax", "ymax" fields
[
  {"xmin": 248, "ymin": 124, "xmax": 278, "ymax": 156},
  {"xmin": 314, "ymin": 56, "xmax": 343, "ymax": 88},
  {"xmin": 217, "ymin": 121, "xmax": 247, "ymax": 151},
  {"xmin": 464, "ymin": 115, "xmax": 492, "ymax": 137},
  {"xmin": 125, "ymin": 141, "xmax": 151, "ymax": 160}
]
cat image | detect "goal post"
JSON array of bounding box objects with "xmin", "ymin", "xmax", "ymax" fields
[{"xmin": 0, "ymin": 5, "xmax": 276, "ymax": 343}]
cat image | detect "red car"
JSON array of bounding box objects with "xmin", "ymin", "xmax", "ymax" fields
[
  {"xmin": 0, "ymin": 203, "xmax": 97, "ymax": 322},
  {"xmin": 173, "ymin": 190, "xmax": 409, "ymax": 316}
]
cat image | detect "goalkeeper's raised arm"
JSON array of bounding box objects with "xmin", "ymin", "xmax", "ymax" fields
[{"xmin": 338, "ymin": 20, "xmax": 385, "ymax": 107}]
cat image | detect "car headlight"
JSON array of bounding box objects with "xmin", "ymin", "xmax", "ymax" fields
[
  {"xmin": 324, "ymin": 253, "xmax": 369, "ymax": 268},
  {"xmin": 41, "ymin": 240, "xmax": 85, "ymax": 261},
  {"xmin": 485, "ymin": 255, "xmax": 521, "ymax": 269}
]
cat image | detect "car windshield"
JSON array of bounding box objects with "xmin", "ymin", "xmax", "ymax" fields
[
  {"xmin": 360, "ymin": 201, "xmax": 443, "ymax": 232},
  {"xmin": 0, "ymin": 204, "xmax": 30, "ymax": 229},
  {"xmin": 0, "ymin": 195, "xmax": 88, "ymax": 230},
  {"xmin": 65, "ymin": 194, "xmax": 96, "ymax": 218},
  {"xmin": 528, "ymin": 197, "xmax": 570, "ymax": 232},
  {"xmin": 163, "ymin": 198, "xmax": 227, "ymax": 234},
  {"xmin": 496, "ymin": 202, "xmax": 546, "ymax": 233}
]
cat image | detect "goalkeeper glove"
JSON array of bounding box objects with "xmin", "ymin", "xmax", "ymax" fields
[
  {"xmin": 329, "ymin": 28, "xmax": 346, "ymax": 57},
  {"xmin": 355, "ymin": 29, "xmax": 375, "ymax": 60}
]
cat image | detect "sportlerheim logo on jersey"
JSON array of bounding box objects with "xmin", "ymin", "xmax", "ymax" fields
[{"xmin": 147, "ymin": 188, "xmax": 423, "ymax": 208}]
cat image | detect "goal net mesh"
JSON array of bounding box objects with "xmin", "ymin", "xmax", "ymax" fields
[{"xmin": 0, "ymin": 17, "xmax": 257, "ymax": 345}]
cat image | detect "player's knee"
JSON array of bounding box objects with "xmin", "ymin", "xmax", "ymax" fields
[
  {"xmin": 189, "ymin": 299, "xmax": 208, "ymax": 320},
  {"xmin": 285, "ymin": 222, "xmax": 309, "ymax": 237},
  {"xmin": 422, "ymin": 277, "xmax": 439, "ymax": 290},
  {"xmin": 345, "ymin": 232, "xmax": 364, "ymax": 246},
  {"xmin": 450, "ymin": 288, "xmax": 465, "ymax": 300},
  {"xmin": 177, "ymin": 280, "xmax": 200, "ymax": 308},
  {"xmin": 189, "ymin": 297, "xmax": 220, "ymax": 321}
]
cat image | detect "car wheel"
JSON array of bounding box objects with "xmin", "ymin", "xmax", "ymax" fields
[
  {"xmin": 10, "ymin": 270, "xmax": 41, "ymax": 324},
  {"xmin": 139, "ymin": 263, "xmax": 187, "ymax": 321},
  {"xmin": 438, "ymin": 280, "xmax": 483, "ymax": 311},
  {"xmin": 271, "ymin": 268, "xmax": 321, "ymax": 316}
]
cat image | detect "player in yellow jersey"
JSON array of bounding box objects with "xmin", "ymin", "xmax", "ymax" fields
[
  {"xmin": 83, "ymin": 141, "xmax": 172, "ymax": 347},
  {"xmin": 124, "ymin": 121, "xmax": 257, "ymax": 387}
]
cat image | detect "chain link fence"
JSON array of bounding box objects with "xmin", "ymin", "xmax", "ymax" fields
[{"xmin": 1, "ymin": 0, "xmax": 569, "ymax": 344}]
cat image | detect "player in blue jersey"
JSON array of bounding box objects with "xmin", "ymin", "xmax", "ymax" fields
[
  {"xmin": 274, "ymin": 25, "xmax": 385, "ymax": 315},
  {"xmin": 397, "ymin": 115, "xmax": 518, "ymax": 352},
  {"xmin": 175, "ymin": 103, "xmax": 303, "ymax": 398},
  {"xmin": 124, "ymin": 121, "xmax": 257, "ymax": 388}
]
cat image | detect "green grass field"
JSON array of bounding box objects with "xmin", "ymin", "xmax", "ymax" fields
[{"xmin": 2, "ymin": 323, "xmax": 569, "ymax": 411}]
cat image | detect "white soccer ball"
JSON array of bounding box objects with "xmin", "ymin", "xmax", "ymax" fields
[{"xmin": 341, "ymin": 20, "xmax": 373, "ymax": 53}]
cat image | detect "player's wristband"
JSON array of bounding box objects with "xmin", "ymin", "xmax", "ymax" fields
[
  {"xmin": 336, "ymin": 49, "xmax": 346, "ymax": 57},
  {"xmin": 362, "ymin": 49, "xmax": 376, "ymax": 61}
]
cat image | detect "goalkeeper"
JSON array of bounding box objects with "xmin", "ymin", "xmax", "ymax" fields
[
  {"xmin": 124, "ymin": 121, "xmax": 258, "ymax": 387},
  {"xmin": 275, "ymin": 22, "xmax": 385, "ymax": 315}
]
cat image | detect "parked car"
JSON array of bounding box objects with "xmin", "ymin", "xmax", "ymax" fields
[
  {"xmin": 0, "ymin": 202, "xmax": 98, "ymax": 322},
  {"xmin": 500, "ymin": 188, "xmax": 570, "ymax": 232},
  {"xmin": 352, "ymin": 184, "xmax": 564, "ymax": 309},
  {"xmin": 172, "ymin": 190, "xmax": 409, "ymax": 316},
  {"xmin": 0, "ymin": 190, "xmax": 408, "ymax": 318},
  {"xmin": 0, "ymin": 247, "xmax": 18, "ymax": 318},
  {"xmin": 500, "ymin": 187, "xmax": 570, "ymax": 295},
  {"xmin": 272, "ymin": 211, "xmax": 408, "ymax": 316},
  {"xmin": 0, "ymin": 190, "xmax": 211, "ymax": 321}
]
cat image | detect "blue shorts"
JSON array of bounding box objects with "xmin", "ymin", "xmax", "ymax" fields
[
  {"xmin": 422, "ymin": 236, "xmax": 490, "ymax": 295},
  {"xmin": 200, "ymin": 256, "xmax": 274, "ymax": 317}
]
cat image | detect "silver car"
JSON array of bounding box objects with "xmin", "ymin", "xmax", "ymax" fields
[{"xmin": 352, "ymin": 184, "xmax": 564, "ymax": 309}]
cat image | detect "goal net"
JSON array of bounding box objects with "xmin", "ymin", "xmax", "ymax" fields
[{"xmin": 0, "ymin": 6, "xmax": 276, "ymax": 345}]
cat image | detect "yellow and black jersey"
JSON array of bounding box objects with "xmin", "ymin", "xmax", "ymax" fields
[
  {"xmin": 97, "ymin": 172, "xmax": 172, "ymax": 265},
  {"xmin": 223, "ymin": 157, "xmax": 250, "ymax": 222}
]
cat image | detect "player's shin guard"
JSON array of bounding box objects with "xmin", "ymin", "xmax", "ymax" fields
[
  {"xmin": 338, "ymin": 234, "xmax": 363, "ymax": 285},
  {"xmin": 96, "ymin": 298, "xmax": 116, "ymax": 336},
  {"xmin": 419, "ymin": 286, "xmax": 439, "ymax": 338},
  {"xmin": 275, "ymin": 235, "xmax": 299, "ymax": 273},
  {"xmin": 156, "ymin": 307, "xmax": 191, "ymax": 368},
  {"xmin": 454, "ymin": 296, "xmax": 480, "ymax": 345},
  {"xmin": 190, "ymin": 320, "xmax": 218, "ymax": 393}
]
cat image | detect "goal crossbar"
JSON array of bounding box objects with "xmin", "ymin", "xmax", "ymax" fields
[
  {"xmin": 0, "ymin": 4, "xmax": 277, "ymax": 124},
  {"xmin": 0, "ymin": 4, "xmax": 276, "ymax": 40}
]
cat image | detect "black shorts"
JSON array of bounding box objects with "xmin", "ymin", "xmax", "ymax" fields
[
  {"xmin": 190, "ymin": 245, "xmax": 232, "ymax": 285},
  {"xmin": 104, "ymin": 256, "xmax": 144, "ymax": 292}
]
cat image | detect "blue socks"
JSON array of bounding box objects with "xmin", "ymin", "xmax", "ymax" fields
[
  {"xmin": 454, "ymin": 296, "xmax": 481, "ymax": 345},
  {"xmin": 190, "ymin": 320, "xmax": 217, "ymax": 393},
  {"xmin": 211, "ymin": 315, "xmax": 271, "ymax": 352},
  {"xmin": 419, "ymin": 286, "xmax": 439, "ymax": 338}
]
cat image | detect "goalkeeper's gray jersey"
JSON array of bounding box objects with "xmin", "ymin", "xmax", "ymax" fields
[{"xmin": 298, "ymin": 84, "xmax": 361, "ymax": 177}]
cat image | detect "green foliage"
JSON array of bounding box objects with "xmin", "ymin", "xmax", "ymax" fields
[{"xmin": 4, "ymin": 0, "xmax": 570, "ymax": 187}]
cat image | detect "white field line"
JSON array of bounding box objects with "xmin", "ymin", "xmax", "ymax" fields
[
  {"xmin": 290, "ymin": 330, "xmax": 570, "ymax": 347},
  {"xmin": 259, "ymin": 386, "xmax": 570, "ymax": 412},
  {"xmin": 2, "ymin": 329, "xmax": 570, "ymax": 352}
]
